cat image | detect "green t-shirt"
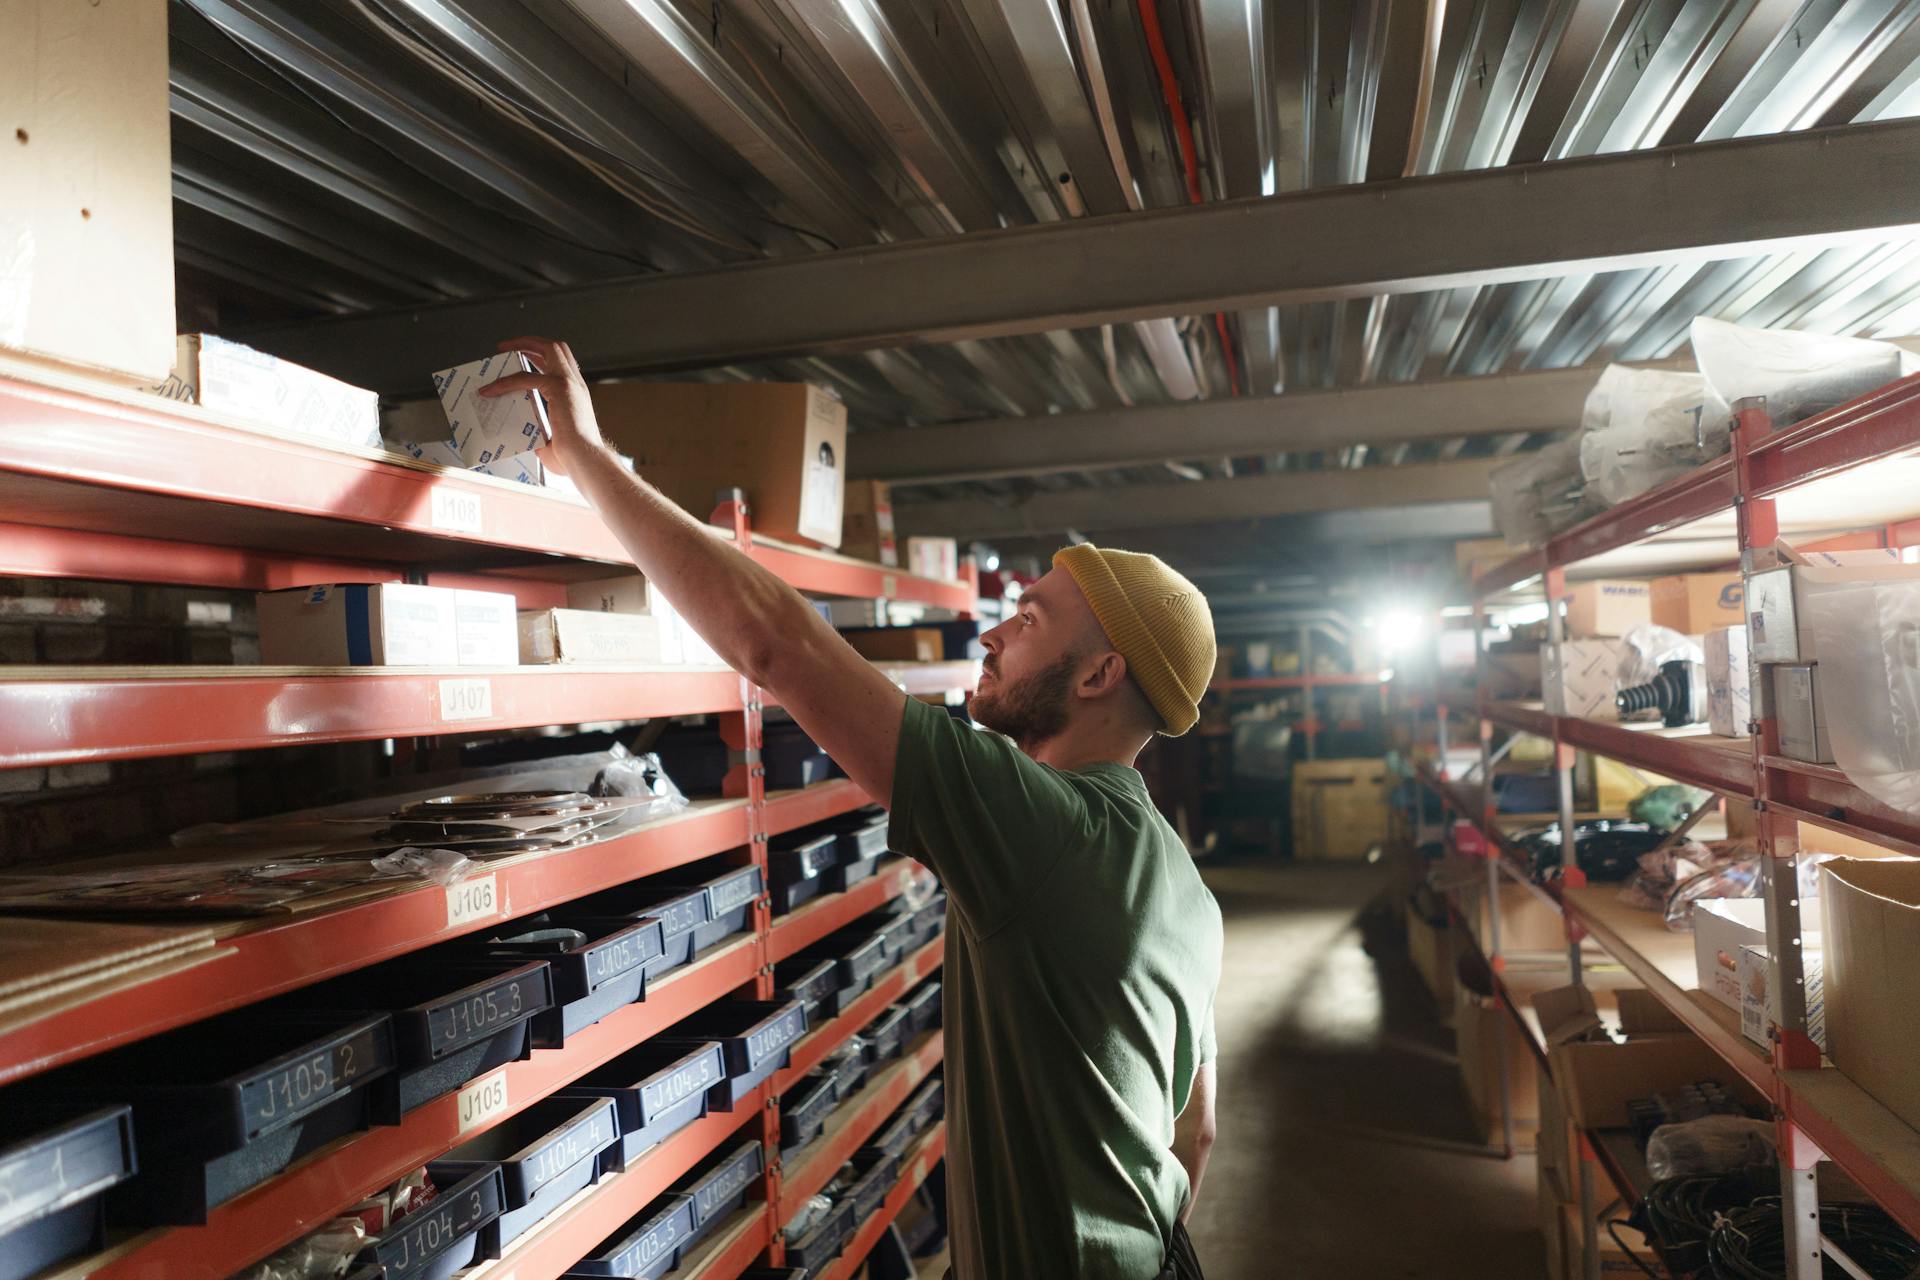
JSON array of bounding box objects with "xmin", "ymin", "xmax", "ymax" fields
[{"xmin": 888, "ymin": 696, "xmax": 1223, "ymax": 1279}]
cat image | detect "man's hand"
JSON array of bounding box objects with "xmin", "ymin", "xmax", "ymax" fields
[{"xmin": 479, "ymin": 336, "xmax": 606, "ymax": 477}]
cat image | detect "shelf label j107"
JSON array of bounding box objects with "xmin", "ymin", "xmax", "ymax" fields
[{"xmin": 439, "ymin": 678, "xmax": 492, "ymax": 721}]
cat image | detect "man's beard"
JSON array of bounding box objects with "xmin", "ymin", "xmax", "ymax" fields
[{"xmin": 968, "ymin": 651, "xmax": 1081, "ymax": 751}]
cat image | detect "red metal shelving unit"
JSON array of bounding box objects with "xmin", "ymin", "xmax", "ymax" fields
[
  {"xmin": 777, "ymin": 1031, "xmax": 945, "ymax": 1212},
  {"xmin": 0, "ymin": 358, "xmax": 967, "ymax": 1278},
  {"xmin": 774, "ymin": 936, "xmax": 945, "ymax": 1091},
  {"xmin": 812, "ymin": 1125, "xmax": 949, "ymax": 1280},
  {"xmin": 768, "ymin": 861, "xmax": 924, "ymax": 963},
  {"xmin": 1423, "ymin": 372, "xmax": 1920, "ymax": 1274}
]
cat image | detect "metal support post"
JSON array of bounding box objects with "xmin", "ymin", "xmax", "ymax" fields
[
  {"xmin": 1546, "ymin": 566, "xmax": 1583, "ymax": 984},
  {"xmin": 1302, "ymin": 624, "xmax": 1317, "ymax": 761},
  {"xmin": 1783, "ymin": 1138, "xmax": 1824, "ymax": 1280}
]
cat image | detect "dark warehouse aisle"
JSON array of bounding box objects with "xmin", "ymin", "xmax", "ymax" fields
[{"xmin": 1187, "ymin": 862, "xmax": 1547, "ymax": 1280}]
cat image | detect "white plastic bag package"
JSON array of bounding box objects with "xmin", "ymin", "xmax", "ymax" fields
[
  {"xmin": 1809, "ymin": 579, "xmax": 1920, "ymax": 812},
  {"xmin": 1489, "ymin": 437, "xmax": 1595, "ymax": 549},
  {"xmin": 1616, "ymin": 623, "xmax": 1704, "ymax": 689},
  {"xmin": 1577, "ymin": 365, "xmax": 1731, "ymax": 504},
  {"xmin": 1691, "ymin": 317, "xmax": 1917, "ymax": 428},
  {"xmin": 1644, "ymin": 1115, "xmax": 1777, "ymax": 1180}
]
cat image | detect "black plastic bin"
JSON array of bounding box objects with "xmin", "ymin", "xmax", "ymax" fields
[
  {"xmin": 461, "ymin": 916, "xmax": 665, "ymax": 1049},
  {"xmin": 15, "ymin": 1007, "xmax": 398, "ymax": 1226},
  {"xmin": 559, "ymin": 1039, "xmax": 728, "ymax": 1173},
  {"xmin": 796, "ymin": 928, "xmax": 890, "ymax": 993},
  {"xmin": 847, "ymin": 1150, "xmax": 900, "ymax": 1226},
  {"xmin": 655, "ymin": 1001, "xmax": 808, "ymax": 1111},
  {"xmin": 568, "ymin": 1191, "xmax": 696, "ymax": 1278},
  {"xmin": 871, "ymin": 908, "xmax": 918, "ymax": 963},
  {"xmin": 653, "ymin": 865, "xmax": 763, "ymax": 954},
  {"xmin": 675, "ymin": 1138, "xmax": 765, "ymax": 1241},
  {"xmin": 774, "ymin": 955, "xmax": 841, "ymax": 1025},
  {"xmin": 863, "ymin": 1005, "xmax": 911, "ymax": 1066},
  {"xmin": 778, "ymin": 1070, "xmax": 840, "ymax": 1153},
  {"xmin": 910, "ymin": 896, "xmax": 948, "ymax": 950},
  {"xmin": 431, "ymin": 1095, "xmax": 619, "ymax": 1251},
  {"xmin": 828, "ymin": 808, "xmax": 889, "ymax": 864},
  {"xmin": 901, "ymin": 982, "xmax": 941, "ymax": 1035},
  {"xmin": 0, "ymin": 1107, "xmax": 137, "ymax": 1280},
  {"xmin": 652, "ymin": 730, "xmax": 729, "ymax": 797},
  {"xmin": 353, "ymin": 1163, "xmax": 504, "ymax": 1280},
  {"xmin": 822, "ymin": 852, "xmax": 878, "ymax": 894},
  {"xmin": 783, "ymin": 1197, "xmax": 854, "ymax": 1272},
  {"xmin": 901, "ymin": 1077, "xmax": 944, "ymax": 1137},
  {"xmin": 569, "ymin": 882, "xmax": 712, "ymax": 980},
  {"xmin": 276, "ymin": 957, "xmax": 551, "ymax": 1114},
  {"xmin": 763, "ymin": 723, "xmax": 833, "ymax": 789},
  {"xmin": 770, "ymin": 830, "xmax": 838, "ymax": 916}
]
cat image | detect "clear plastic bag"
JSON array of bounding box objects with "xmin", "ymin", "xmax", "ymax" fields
[
  {"xmin": 234, "ymin": 1218, "xmax": 368, "ymax": 1280},
  {"xmin": 1691, "ymin": 317, "xmax": 1916, "ymax": 428},
  {"xmin": 1490, "ymin": 438, "xmax": 1596, "ymax": 549},
  {"xmin": 1645, "ymin": 1115, "xmax": 1777, "ymax": 1180},
  {"xmin": 1809, "ymin": 580, "xmax": 1920, "ymax": 813},
  {"xmin": 590, "ymin": 747, "xmax": 689, "ymax": 819},
  {"xmin": 1664, "ymin": 851, "xmax": 1761, "ymax": 931},
  {"xmin": 782, "ymin": 1194, "xmax": 835, "ymax": 1241},
  {"xmin": 1578, "ymin": 365, "xmax": 1731, "ymax": 504},
  {"xmin": 1617, "ymin": 624, "xmax": 1704, "ymax": 689},
  {"xmin": 370, "ymin": 846, "xmax": 475, "ymax": 885}
]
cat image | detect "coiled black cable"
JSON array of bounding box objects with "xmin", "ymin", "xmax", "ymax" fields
[
  {"xmin": 1642, "ymin": 1175, "xmax": 1755, "ymax": 1275},
  {"xmin": 1707, "ymin": 1198, "xmax": 1920, "ymax": 1279}
]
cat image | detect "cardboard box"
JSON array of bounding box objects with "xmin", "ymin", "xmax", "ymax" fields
[
  {"xmin": 841, "ymin": 481, "xmax": 898, "ymax": 566},
  {"xmin": 654, "ymin": 592, "xmax": 723, "ymax": 667},
  {"xmin": 1738, "ymin": 942, "xmax": 1826, "ymax": 1053},
  {"xmin": 453, "ymin": 589, "xmax": 519, "ymax": 666},
  {"xmin": 1292, "ymin": 759, "xmax": 1391, "ymax": 860},
  {"xmin": 145, "ymin": 335, "xmax": 382, "ymax": 450},
  {"xmin": 1747, "ymin": 550, "xmax": 1920, "ymax": 663},
  {"xmin": 565, "ymin": 574, "xmax": 653, "ymax": 616},
  {"xmin": 906, "ymin": 536, "xmax": 960, "ymax": 582},
  {"xmin": 424, "ymin": 352, "xmax": 553, "ymax": 483},
  {"xmin": 589, "ymin": 381, "xmax": 847, "ymax": 546},
  {"xmin": 1545, "ymin": 987, "xmax": 1766, "ymax": 1128},
  {"xmin": 1694, "ymin": 899, "xmax": 1775, "ymax": 1011},
  {"xmin": 1542, "ymin": 640, "xmax": 1629, "ymax": 720},
  {"xmin": 1773, "ymin": 664, "xmax": 1834, "ymax": 763},
  {"xmin": 1455, "ymin": 985, "xmax": 1542, "ymax": 1141},
  {"xmin": 4, "ymin": 0, "xmax": 175, "ymax": 383},
  {"xmin": 841, "ymin": 628, "xmax": 943, "ymax": 663},
  {"xmin": 1539, "ymin": 1163, "xmax": 1570, "ymax": 1280},
  {"xmin": 1564, "ymin": 580, "xmax": 1651, "ymax": 638},
  {"xmin": 1820, "ymin": 858, "xmax": 1920, "ymax": 1132},
  {"xmin": 1470, "ymin": 882, "xmax": 1569, "ymax": 955},
  {"xmin": 1536, "ymin": 1069, "xmax": 1578, "ymax": 1199},
  {"xmin": 517, "ymin": 609, "xmax": 667, "ymax": 665},
  {"xmin": 1651, "ymin": 573, "xmax": 1744, "ymax": 634},
  {"xmin": 1704, "ymin": 626, "xmax": 1751, "ymax": 737},
  {"xmin": 258, "ymin": 584, "xmax": 457, "ymax": 667},
  {"xmin": 1484, "ymin": 649, "xmax": 1543, "ymax": 700}
]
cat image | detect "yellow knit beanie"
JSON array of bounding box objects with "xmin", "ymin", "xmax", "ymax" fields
[{"xmin": 1053, "ymin": 544, "xmax": 1216, "ymax": 736}]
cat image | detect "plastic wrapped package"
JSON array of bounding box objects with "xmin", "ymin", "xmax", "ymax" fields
[
  {"xmin": 1645, "ymin": 1115, "xmax": 1777, "ymax": 1180},
  {"xmin": 1618, "ymin": 840, "xmax": 1719, "ymax": 912},
  {"xmin": 370, "ymin": 846, "xmax": 475, "ymax": 885},
  {"xmin": 1691, "ymin": 317, "xmax": 1917, "ymax": 428},
  {"xmin": 1664, "ymin": 852, "xmax": 1761, "ymax": 931},
  {"xmin": 235, "ymin": 1219, "xmax": 368, "ymax": 1280},
  {"xmin": 1809, "ymin": 580, "xmax": 1920, "ymax": 813},
  {"xmin": 1577, "ymin": 365, "xmax": 1731, "ymax": 504},
  {"xmin": 1490, "ymin": 438, "xmax": 1597, "ymax": 549},
  {"xmin": 1616, "ymin": 624, "xmax": 1704, "ymax": 689},
  {"xmin": 782, "ymin": 1195, "xmax": 835, "ymax": 1243},
  {"xmin": 1629, "ymin": 785, "xmax": 1712, "ymax": 832},
  {"xmin": 590, "ymin": 748, "xmax": 688, "ymax": 815}
]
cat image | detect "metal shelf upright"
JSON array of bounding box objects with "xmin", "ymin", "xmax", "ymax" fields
[{"xmin": 1423, "ymin": 372, "xmax": 1920, "ymax": 1280}]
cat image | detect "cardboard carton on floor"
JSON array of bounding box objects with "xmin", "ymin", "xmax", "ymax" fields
[
  {"xmin": 588, "ymin": 381, "xmax": 847, "ymax": 547},
  {"xmin": 1651, "ymin": 572, "xmax": 1744, "ymax": 634},
  {"xmin": 257, "ymin": 584, "xmax": 458, "ymax": 667},
  {"xmin": 1404, "ymin": 899, "xmax": 1454, "ymax": 1006},
  {"xmin": 1820, "ymin": 858, "xmax": 1920, "ymax": 1133},
  {"xmin": 1454, "ymin": 983, "xmax": 1541, "ymax": 1146},
  {"xmin": 1564, "ymin": 580, "xmax": 1652, "ymax": 638},
  {"xmin": 1538, "ymin": 1162, "xmax": 1569, "ymax": 1280},
  {"xmin": 1292, "ymin": 759, "xmax": 1391, "ymax": 860}
]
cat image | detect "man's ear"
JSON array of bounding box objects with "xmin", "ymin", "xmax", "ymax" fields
[{"xmin": 1078, "ymin": 650, "xmax": 1130, "ymax": 701}]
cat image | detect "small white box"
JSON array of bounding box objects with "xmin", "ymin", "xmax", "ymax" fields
[
  {"xmin": 1693, "ymin": 899, "xmax": 1822, "ymax": 1012},
  {"xmin": 257, "ymin": 584, "xmax": 457, "ymax": 667},
  {"xmin": 1541, "ymin": 639, "xmax": 1628, "ymax": 720},
  {"xmin": 1739, "ymin": 943, "xmax": 1826, "ymax": 1053},
  {"xmin": 565, "ymin": 574, "xmax": 653, "ymax": 616},
  {"xmin": 1705, "ymin": 626, "xmax": 1751, "ymax": 737},
  {"xmin": 906, "ymin": 537, "xmax": 959, "ymax": 583},
  {"xmin": 429, "ymin": 352, "xmax": 552, "ymax": 480},
  {"xmin": 453, "ymin": 590, "xmax": 519, "ymax": 666},
  {"xmin": 653, "ymin": 593, "xmax": 723, "ymax": 667},
  {"xmin": 517, "ymin": 609, "xmax": 666, "ymax": 664},
  {"xmin": 146, "ymin": 335, "xmax": 381, "ymax": 450}
]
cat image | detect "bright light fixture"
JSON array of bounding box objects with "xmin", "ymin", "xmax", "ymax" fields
[{"xmin": 1369, "ymin": 609, "xmax": 1426, "ymax": 654}]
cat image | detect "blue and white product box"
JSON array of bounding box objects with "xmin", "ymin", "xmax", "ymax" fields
[
  {"xmin": 428, "ymin": 352, "xmax": 553, "ymax": 484},
  {"xmin": 144, "ymin": 334, "xmax": 381, "ymax": 451},
  {"xmin": 454, "ymin": 589, "xmax": 520, "ymax": 666},
  {"xmin": 256, "ymin": 583, "xmax": 459, "ymax": 667}
]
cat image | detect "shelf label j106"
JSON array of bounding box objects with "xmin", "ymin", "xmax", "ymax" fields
[{"xmin": 446, "ymin": 874, "xmax": 499, "ymax": 928}]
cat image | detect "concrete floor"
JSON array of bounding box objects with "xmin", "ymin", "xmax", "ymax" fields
[{"xmin": 1187, "ymin": 860, "xmax": 1547, "ymax": 1280}]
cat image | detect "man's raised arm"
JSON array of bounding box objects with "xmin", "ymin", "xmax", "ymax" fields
[{"xmin": 482, "ymin": 337, "xmax": 904, "ymax": 806}]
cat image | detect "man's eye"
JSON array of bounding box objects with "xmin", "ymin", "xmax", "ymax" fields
[{"xmin": 1021, "ymin": 613, "xmax": 1035, "ymax": 625}]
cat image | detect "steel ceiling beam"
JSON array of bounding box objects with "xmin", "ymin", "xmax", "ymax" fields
[
  {"xmin": 249, "ymin": 116, "xmax": 1920, "ymax": 390},
  {"xmin": 893, "ymin": 458, "xmax": 1501, "ymax": 539},
  {"xmin": 852, "ymin": 364, "xmax": 1662, "ymax": 483}
]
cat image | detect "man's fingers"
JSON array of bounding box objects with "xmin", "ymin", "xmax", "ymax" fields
[
  {"xmin": 496, "ymin": 335, "xmax": 566, "ymax": 372},
  {"xmin": 477, "ymin": 370, "xmax": 559, "ymax": 399}
]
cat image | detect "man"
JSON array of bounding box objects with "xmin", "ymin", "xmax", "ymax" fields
[{"xmin": 484, "ymin": 338, "xmax": 1223, "ymax": 1279}]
